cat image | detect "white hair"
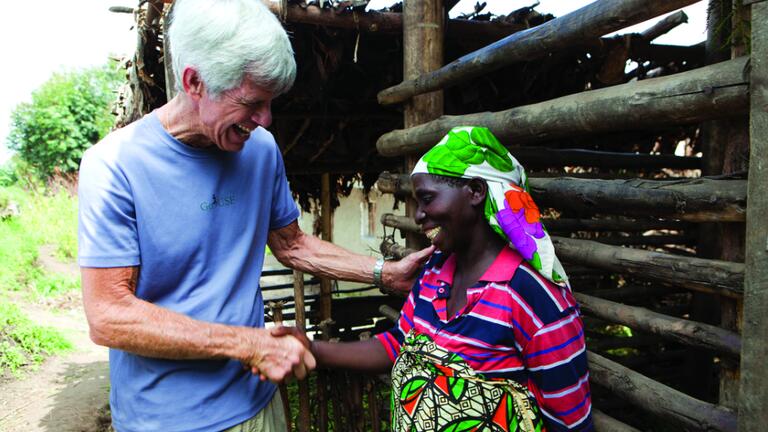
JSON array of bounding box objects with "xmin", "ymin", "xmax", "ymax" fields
[{"xmin": 168, "ymin": 0, "xmax": 296, "ymax": 98}]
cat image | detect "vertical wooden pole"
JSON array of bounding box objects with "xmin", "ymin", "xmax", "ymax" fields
[
  {"xmin": 738, "ymin": 1, "xmax": 768, "ymax": 429},
  {"xmin": 319, "ymin": 173, "xmax": 333, "ymax": 320},
  {"xmin": 688, "ymin": 0, "xmax": 740, "ymax": 403},
  {"xmin": 403, "ymin": 0, "xmax": 444, "ymax": 249},
  {"xmin": 317, "ymin": 172, "xmax": 333, "ymax": 432},
  {"xmin": 292, "ymin": 270, "xmax": 311, "ymax": 432}
]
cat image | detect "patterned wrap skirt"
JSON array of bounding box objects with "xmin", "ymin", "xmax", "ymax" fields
[{"xmin": 391, "ymin": 330, "xmax": 545, "ymax": 432}]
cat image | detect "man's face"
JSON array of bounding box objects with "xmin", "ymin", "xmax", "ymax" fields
[{"xmin": 196, "ymin": 78, "xmax": 274, "ymax": 152}]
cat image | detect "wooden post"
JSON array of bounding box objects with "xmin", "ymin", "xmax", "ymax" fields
[
  {"xmin": 377, "ymin": 57, "xmax": 749, "ymax": 156},
  {"xmin": 738, "ymin": 1, "xmax": 768, "ymax": 429},
  {"xmin": 401, "ymin": 0, "xmax": 444, "ymax": 249},
  {"xmin": 317, "ymin": 173, "xmax": 333, "ymax": 432},
  {"xmin": 292, "ymin": 270, "xmax": 311, "ymax": 432},
  {"xmin": 319, "ymin": 173, "xmax": 332, "ymax": 320}
]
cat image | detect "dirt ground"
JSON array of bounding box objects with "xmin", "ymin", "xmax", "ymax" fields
[{"xmin": 0, "ymin": 247, "xmax": 111, "ymax": 432}]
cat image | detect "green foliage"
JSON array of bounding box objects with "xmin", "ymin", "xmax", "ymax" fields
[
  {"xmin": 7, "ymin": 61, "xmax": 122, "ymax": 179},
  {"xmin": 0, "ymin": 302, "xmax": 72, "ymax": 375},
  {"xmin": 0, "ymin": 185, "xmax": 79, "ymax": 298}
]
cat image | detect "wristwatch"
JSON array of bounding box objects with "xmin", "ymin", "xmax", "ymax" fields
[{"xmin": 373, "ymin": 258, "xmax": 385, "ymax": 288}]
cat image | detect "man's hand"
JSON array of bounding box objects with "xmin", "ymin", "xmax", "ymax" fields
[
  {"xmin": 383, "ymin": 245, "xmax": 435, "ymax": 293},
  {"xmin": 242, "ymin": 328, "xmax": 316, "ymax": 383}
]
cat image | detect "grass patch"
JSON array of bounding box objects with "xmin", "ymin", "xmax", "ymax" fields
[
  {"xmin": 0, "ymin": 302, "xmax": 72, "ymax": 376},
  {"xmin": 0, "ymin": 183, "xmax": 79, "ymax": 377},
  {"xmin": 0, "ymin": 184, "xmax": 79, "ymax": 297}
]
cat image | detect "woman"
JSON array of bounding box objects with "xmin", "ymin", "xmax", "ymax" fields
[{"xmin": 311, "ymin": 126, "xmax": 593, "ymax": 431}]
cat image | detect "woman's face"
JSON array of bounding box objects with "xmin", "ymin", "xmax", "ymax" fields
[{"xmin": 412, "ymin": 174, "xmax": 476, "ymax": 254}]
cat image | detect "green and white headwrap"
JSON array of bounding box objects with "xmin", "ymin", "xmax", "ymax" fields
[{"xmin": 411, "ymin": 126, "xmax": 569, "ymax": 289}]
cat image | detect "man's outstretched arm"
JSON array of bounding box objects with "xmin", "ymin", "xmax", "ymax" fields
[{"xmin": 267, "ymin": 220, "xmax": 433, "ymax": 292}]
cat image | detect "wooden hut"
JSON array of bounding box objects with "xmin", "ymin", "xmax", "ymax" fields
[{"xmin": 114, "ymin": 0, "xmax": 767, "ymax": 430}]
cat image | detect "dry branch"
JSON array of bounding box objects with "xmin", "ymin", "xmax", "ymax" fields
[
  {"xmin": 377, "ymin": 57, "xmax": 749, "ymax": 156},
  {"xmin": 576, "ymin": 293, "xmax": 741, "ymax": 356},
  {"xmin": 377, "ymin": 0, "xmax": 701, "ymax": 105},
  {"xmin": 640, "ymin": 10, "xmax": 688, "ymax": 42},
  {"xmin": 588, "ymin": 352, "xmax": 737, "ymax": 432},
  {"xmin": 553, "ymin": 236, "xmax": 745, "ymax": 298}
]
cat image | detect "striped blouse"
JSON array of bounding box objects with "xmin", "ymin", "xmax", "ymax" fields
[{"xmin": 376, "ymin": 246, "xmax": 594, "ymax": 431}]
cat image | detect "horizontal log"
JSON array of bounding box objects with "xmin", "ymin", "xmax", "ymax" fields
[
  {"xmin": 587, "ymin": 334, "xmax": 660, "ymax": 352},
  {"xmin": 576, "ymin": 293, "xmax": 741, "ymax": 357},
  {"xmin": 592, "ymin": 409, "xmax": 642, "ymax": 432},
  {"xmin": 377, "ymin": 0, "xmax": 701, "ymax": 105},
  {"xmin": 263, "ymin": 2, "xmax": 524, "ymax": 41},
  {"xmin": 377, "ymin": 57, "xmax": 749, "ymax": 156},
  {"xmin": 382, "ymin": 214, "xmax": 693, "ymax": 245},
  {"xmin": 377, "ymin": 173, "xmax": 747, "ymax": 222},
  {"xmin": 546, "ymin": 217, "xmax": 691, "ymax": 232},
  {"xmin": 588, "ymin": 352, "xmax": 737, "ymax": 432},
  {"xmin": 640, "ymin": 10, "xmax": 688, "ymax": 42},
  {"xmin": 531, "ymin": 177, "xmax": 747, "ymax": 222},
  {"xmin": 509, "ymin": 147, "xmax": 701, "ymax": 170},
  {"xmin": 553, "ymin": 236, "xmax": 745, "ymax": 298},
  {"xmin": 581, "ymin": 284, "xmax": 676, "ymax": 301}
]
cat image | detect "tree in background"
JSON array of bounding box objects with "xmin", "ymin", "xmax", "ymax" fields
[{"xmin": 7, "ymin": 62, "xmax": 122, "ymax": 179}]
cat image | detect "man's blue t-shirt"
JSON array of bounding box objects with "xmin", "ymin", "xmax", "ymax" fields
[{"xmin": 78, "ymin": 112, "xmax": 299, "ymax": 432}]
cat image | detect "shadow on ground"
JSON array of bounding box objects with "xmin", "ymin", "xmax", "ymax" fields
[{"xmin": 39, "ymin": 360, "xmax": 111, "ymax": 432}]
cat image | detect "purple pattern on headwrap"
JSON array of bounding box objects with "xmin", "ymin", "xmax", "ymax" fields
[{"xmin": 496, "ymin": 201, "xmax": 545, "ymax": 261}]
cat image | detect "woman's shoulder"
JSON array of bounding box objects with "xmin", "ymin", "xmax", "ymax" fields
[{"xmin": 507, "ymin": 261, "xmax": 577, "ymax": 325}]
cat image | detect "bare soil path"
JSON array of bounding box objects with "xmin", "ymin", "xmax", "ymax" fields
[{"xmin": 0, "ymin": 247, "xmax": 110, "ymax": 432}]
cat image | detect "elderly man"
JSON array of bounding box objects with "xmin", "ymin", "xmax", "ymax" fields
[{"xmin": 77, "ymin": 0, "xmax": 432, "ymax": 431}]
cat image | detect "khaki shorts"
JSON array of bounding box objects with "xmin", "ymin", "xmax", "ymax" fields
[{"xmin": 222, "ymin": 391, "xmax": 287, "ymax": 432}]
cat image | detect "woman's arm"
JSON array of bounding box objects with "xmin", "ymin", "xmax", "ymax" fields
[{"xmin": 312, "ymin": 338, "xmax": 393, "ymax": 372}]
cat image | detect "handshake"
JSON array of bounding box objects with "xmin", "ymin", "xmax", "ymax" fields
[{"xmin": 240, "ymin": 326, "xmax": 316, "ymax": 383}]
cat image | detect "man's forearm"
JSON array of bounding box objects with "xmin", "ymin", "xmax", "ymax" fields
[
  {"xmin": 82, "ymin": 266, "xmax": 257, "ymax": 363},
  {"xmin": 275, "ymin": 232, "xmax": 378, "ymax": 284},
  {"xmin": 89, "ymin": 295, "xmax": 255, "ymax": 361}
]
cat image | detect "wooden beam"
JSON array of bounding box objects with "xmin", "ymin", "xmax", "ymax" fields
[
  {"xmin": 738, "ymin": 1, "xmax": 768, "ymax": 429},
  {"xmin": 591, "ymin": 409, "xmax": 642, "ymax": 432},
  {"xmin": 377, "ymin": 0, "xmax": 701, "ymax": 105},
  {"xmin": 552, "ymin": 236, "xmax": 745, "ymax": 298},
  {"xmin": 261, "ymin": 2, "xmax": 522, "ymax": 41},
  {"xmin": 530, "ymin": 177, "xmax": 747, "ymax": 223},
  {"xmin": 509, "ymin": 147, "xmax": 701, "ymax": 170},
  {"xmin": 588, "ymin": 352, "xmax": 737, "ymax": 432},
  {"xmin": 377, "ymin": 57, "xmax": 749, "ymax": 156},
  {"xmin": 376, "ymin": 173, "xmax": 747, "ymax": 222},
  {"xmin": 576, "ymin": 293, "xmax": 741, "ymax": 357},
  {"xmin": 545, "ymin": 217, "xmax": 691, "ymax": 233},
  {"xmin": 381, "ymin": 213, "xmax": 694, "ymax": 245},
  {"xmin": 292, "ymin": 270, "xmax": 311, "ymax": 432},
  {"xmin": 319, "ymin": 173, "xmax": 333, "ymax": 323},
  {"xmin": 640, "ymin": 10, "xmax": 688, "ymax": 42}
]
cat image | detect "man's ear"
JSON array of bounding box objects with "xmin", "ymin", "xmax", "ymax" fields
[
  {"xmin": 466, "ymin": 178, "xmax": 488, "ymax": 207},
  {"xmin": 181, "ymin": 67, "xmax": 205, "ymax": 101}
]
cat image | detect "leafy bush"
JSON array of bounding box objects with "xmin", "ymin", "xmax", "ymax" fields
[{"xmin": 7, "ymin": 62, "xmax": 122, "ymax": 179}]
